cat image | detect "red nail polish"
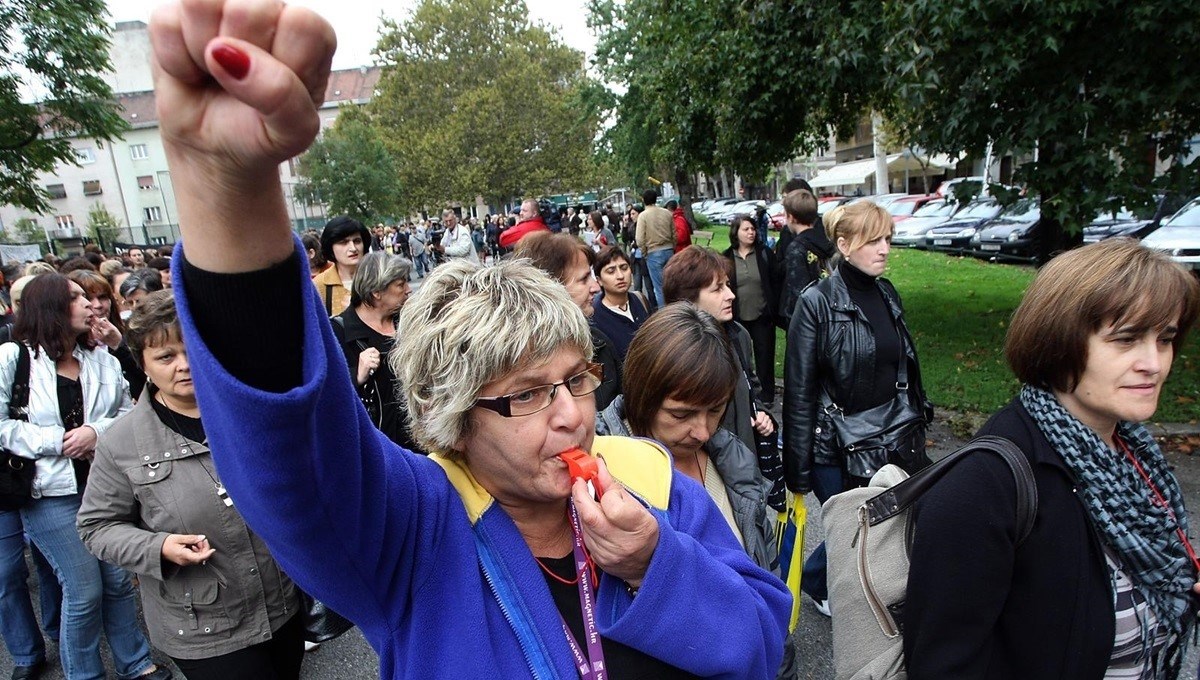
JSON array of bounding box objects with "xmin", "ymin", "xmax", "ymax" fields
[{"xmin": 211, "ymin": 44, "xmax": 250, "ymax": 80}]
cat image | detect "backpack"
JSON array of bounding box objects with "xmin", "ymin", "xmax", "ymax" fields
[{"xmin": 821, "ymin": 435, "xmax": 1037, "ymax": 680}]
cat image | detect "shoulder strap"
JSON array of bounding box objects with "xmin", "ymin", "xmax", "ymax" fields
[
  {"xmin": 865, "ymin": 435, "xmax": 1038, "ymax": 543},
  {"xmin": 325, "ymin": 284, "xmax": 336, "ymax": 317},
  {"xmin": 7, "ymin": 342, "xmax": 30, "ymax": 421}
]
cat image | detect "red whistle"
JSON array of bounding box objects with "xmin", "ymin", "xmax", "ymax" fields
[{"xmin": 558, "ymin": 447, "xmax": 602, "ymax": 498}]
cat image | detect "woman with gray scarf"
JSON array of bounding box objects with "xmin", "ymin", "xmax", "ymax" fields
[{"xmin": 905, "ymin": 238, "xmax": 1200, "ymax": 679}]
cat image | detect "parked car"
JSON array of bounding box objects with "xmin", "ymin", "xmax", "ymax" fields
[
  {"xmin": 846, "ymin": 193, "xmax": 909, "ymax": 208},
  {"xmin": 817, "ymin": 196, "xmax": 851, "ymax": 215},
  {"xmin": 712, "ymin": 199, "xmax": 766, "ymax": 225},
  {"xmin": 1083, "ymin": 194, "xmax": 1189, "ymax": 243},
  {"xmin": 892, "ymin": 198, "xmax": 961, "ymax": 247},
  {"xmin": 1141, "ymin": 197, "xmax": 1200, "ymax": 270},
  {"xmin": 924, "ymin": 197, "xmax": 1002, "ymax": 252},
  {"xmin": 887, "ymin": 195, "xmax": 940, "ymax": 224},
  {"xmin": 970, "ymin": 197, "xmax": 1043, "ymax": 262},
  {"xmin": 699, "ymin": 198, "xmax": 740, "ymax": 219},
  {"xmin": 936, "ymin": 176, "xmax": 986, "ymax": 198}
]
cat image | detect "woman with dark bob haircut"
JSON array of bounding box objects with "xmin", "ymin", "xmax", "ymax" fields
[{"xmin": 905, "ymin": 238, "xmax": 1200, "ymax": 679}]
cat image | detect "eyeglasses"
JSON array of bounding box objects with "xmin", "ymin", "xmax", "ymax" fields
[{"xmin": 474, "ymin": 363, "xmax": 604, "ymax": 418}]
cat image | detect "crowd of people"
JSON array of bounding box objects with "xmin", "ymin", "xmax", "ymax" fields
[{"xmin": 2, "ymin": 1, "xmax": 1200, "ymax": 679}]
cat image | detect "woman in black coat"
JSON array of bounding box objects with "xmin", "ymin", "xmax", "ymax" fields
[
  {"xmin": 331, "ymin": 251, "xmax": 420, "ymax": 452},
  {"xmin": 723, "ymin": 214, "xmax": 779, "ymax": 405},
  {"xmin": 782, "ymin": 201, "xmax": 932, "ymax": 616},
  {"xmin": 905, "ymin": 239, "xmax": 1200, "ymax": 679}
]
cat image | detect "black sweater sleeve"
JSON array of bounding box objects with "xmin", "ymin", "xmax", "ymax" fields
[{"xmin": 180, "ymin": 252, "xmax": 304, "ymax": 393}]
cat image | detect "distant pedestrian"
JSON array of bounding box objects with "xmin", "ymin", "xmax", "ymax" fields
[{"xmin": 635, "ymin": 189, "xmax": 675, "ymax": 306}]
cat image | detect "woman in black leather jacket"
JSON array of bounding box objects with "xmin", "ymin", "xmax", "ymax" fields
[{"xmin": 781, "ymin": 200, "xmax": 932, "ymax": 616}]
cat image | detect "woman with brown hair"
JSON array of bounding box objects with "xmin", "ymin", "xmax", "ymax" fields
[
  {"xmin": 595, "ymin": 303, "xmax": 776, "ymax": 569},
  {"xmin": 0, "ymin": 273, "xmax": 169, "ymax": 679},
  {"xmin": 905, "ymin": 239, "xmax": 1200, "ymax": 679},
  {"xmin": 79, "ymin": 290, "xmax": 304, "ymax": 680},
  {"xmin": 67, "ymin": 270, "xmax": 147, "ymax": 398}
]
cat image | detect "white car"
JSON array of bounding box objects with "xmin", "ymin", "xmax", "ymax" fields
[{"xmin": 1141, "ymin": 198, "xmax": 1200, "ymax": 270}]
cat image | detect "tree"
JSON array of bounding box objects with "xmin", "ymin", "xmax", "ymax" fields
[
  {"xmin": 371, "ymin": 0, "xmax": 601, "ymax": 210},
  {"xmin": 4, "ymin": 217, "xmax": 48, "ymax": 254},
  {"xmin": 589, "ymin": 0, "xmax": 829, "ymax": 222},
  {"xmin": 296, "ymin": 105, "xmax": 404, "ymax": 225},
  {"xmin": 86, "ymin": 202, "xmax": 122, "ymax": 251},
  {"xmin": 798, "ymin": 0, "xmax": 1200, "ymax": 261},
  {"xmin": 0, "ymin": 0, "xmax": 129, "ymax": 213}
]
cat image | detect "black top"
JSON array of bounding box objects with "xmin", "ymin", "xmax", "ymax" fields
[
  {"xmin": 332, "ymin": 307, "xmax": 419, "ymax": 452},
  {"xmin": 905, "ymin": 399, "xmax": 1114, "ymax": 679},
  {"xmin": 839, "ymin": 260, "xmax": 901, "ymax": 412},
  {"xmin": 150, "ymin": 392, "xmax": 207, "ymax": 444},
  {"xmin": 539, "ymin": 554, "xmax": 699, "ymax": 679},
  {"xmin": 589, "ymin": 292, "xmax": 650, "ymax": 361},
  {"xmin": 57, "ymin": 374, "xmax": 89, "ymax": 488}
]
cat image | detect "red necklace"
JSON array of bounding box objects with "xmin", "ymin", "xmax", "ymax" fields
[{"xmin": 533, "ymin": 510, "xmax": 598, "ymax": 586}]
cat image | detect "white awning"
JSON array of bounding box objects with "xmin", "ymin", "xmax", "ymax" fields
[
  {"xmin": 809, "ymin": 152, "xmax": 961, "ymax": 189},
  {"xmin": 809, "ymin": 156, "xmax": 896, "ymax": 189}
]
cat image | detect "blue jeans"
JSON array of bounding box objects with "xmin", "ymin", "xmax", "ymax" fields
[
  {"xmin": 801, "ymin": 464, "xmax": 847, "ymax": 603},
  {"xmin": 31, "ymin": 542, "xmax": 61, "ymax": 639},
  {"xmin": 646, "ymin": 248, "xmax": 673, "ymax": 308},
  {"xmin": 21, "ymin": 494, "xmax": 154, "ymax": 680},
  {"xmin": 0, "ymin": 510, "xmax": 45, "ymax": 668}
]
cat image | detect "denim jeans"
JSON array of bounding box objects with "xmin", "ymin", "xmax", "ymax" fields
[
  {"xmin": 21, "ymin": 494, "xmax": 154, "ymax": 680},
  {"xmin": 0, "ymin": 509, "xmax": 45, "ymax": 668},
  {"xmin": 31, "ymin": 542, "xmax": 62, "ymax": 639},
  {"xmin": 645, "ymin": 248, "xmax": 673, "ymax": 308},
  {"xmin": 801, "ymin": 464, "xmax": 847, "ymax": 602}
]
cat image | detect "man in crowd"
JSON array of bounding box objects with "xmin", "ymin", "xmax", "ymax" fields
[
  {"xmin": 635, "ymin": 189, "xmax": 676, "ymax": 306},
  {"xmin": 438, "ymin": 209, "xmax": 479, "ymax": 264},
  {"xmin": 125, "ymin": 246, "xmax": 146, "ymax": 268},
  {"xmin": 499, "ymin": 198, "xmax": 550, "ymax": 250},
  {"xmin": 777, "ymin": 189, "xmax": 833, "ymax": 324}
]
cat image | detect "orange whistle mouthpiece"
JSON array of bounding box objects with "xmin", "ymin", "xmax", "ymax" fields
[{"xmin": 559, "ymin": 447, "xmax": 597, "ymax": 482}]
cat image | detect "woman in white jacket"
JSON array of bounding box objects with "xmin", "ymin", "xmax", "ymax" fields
[{"xmin": 0, "ymin": 273, "xmax": 169, "ymax": 680}]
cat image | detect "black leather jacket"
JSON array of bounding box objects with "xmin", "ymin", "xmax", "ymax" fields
[{"xmin": 782, "ymin": 268, "xmax": 931, "ymax": 493}]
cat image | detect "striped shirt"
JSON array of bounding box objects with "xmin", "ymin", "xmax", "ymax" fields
[{"xmin": 1105, "ymin": 548, "xmax": 1169, "ymax": 679}]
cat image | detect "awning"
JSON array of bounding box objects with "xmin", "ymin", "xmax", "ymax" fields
[
  {"xmin": 810, "ymin": 152, "xmax": 961, "ymax": 189},
  {"xmin": 809, "ymin": 156, "xmax": 894, "ymax": 189}
]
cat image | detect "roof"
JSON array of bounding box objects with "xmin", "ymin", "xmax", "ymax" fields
[{"xmin": 111, "ymin": 66, "xmax": 382, "ymax": 127}]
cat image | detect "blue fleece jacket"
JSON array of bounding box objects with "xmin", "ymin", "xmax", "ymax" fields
[{"xmin": 172, "ymin": 241, "xmax": 791, "ymax": 679}]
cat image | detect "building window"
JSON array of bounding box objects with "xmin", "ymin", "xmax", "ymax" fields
[
  {"xmin": 46, "ymin": 183, "xmax": 67, "ymax": 199},
  {"xmin": 137, "ymin": 175, "xmax": 155, "ymax": 190},
  {"xmin": 82, "ymin": 180, "xmax": 102, "ymax": 196},
  {"xmin": 143, "ymin": 206, "xmax": 163, "ymax": 223},
  {"xmin": 130, "ymin": 144, "xmax": 149, "ymax": 160},
  {"xmin": 74, "ymin": 147, "xmax": 96, "ymax": 164},
  {"xmin": 55, "ymin": 215, "xmax": 75, "ymax": 230}
]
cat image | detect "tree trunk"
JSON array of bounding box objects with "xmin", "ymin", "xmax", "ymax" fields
[
  {"xmin": 675, "ymin": 168, "xmax": 697, "ymax": 228},
  {"xmin": 1033, "ymin": 142, "xmax": 1082, "ymax": 266}
]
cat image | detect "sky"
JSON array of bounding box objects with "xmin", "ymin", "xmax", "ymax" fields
[{"xmin": 103, "ymin": 0, "xmax": 597, "ymax": 70}]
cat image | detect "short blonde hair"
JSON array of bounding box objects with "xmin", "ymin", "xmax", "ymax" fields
[
  {"xmin": 391, "ymin": 258, "xmax": 593, "ymax": 457},
  {"xmin": 825, "ymin": 200, "xmax": 893, "ymax": 253}
]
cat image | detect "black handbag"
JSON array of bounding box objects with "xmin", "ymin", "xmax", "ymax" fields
[
  {"xmin": 821, "ymin": 353, "xmax": 929, "ymax": 479},
  {"xmin": 0, "ymin": 342, "xmax": 34, "ymax": 511},
  {"xmin": 298, "ymin": 590, "xmax": 354, "ymax": 644}
]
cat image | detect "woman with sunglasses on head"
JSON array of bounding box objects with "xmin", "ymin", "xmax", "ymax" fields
[
  {"xmin": 905, "ymin": 239, "xmax": 1200, "ymax": 679},
  {"xmin": 145, "ymin": 3, "xmax": 791, "ymax": 678}
]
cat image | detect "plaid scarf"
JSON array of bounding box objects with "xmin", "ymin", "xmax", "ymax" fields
[{"xmin": 1021, "ymin": 385, "xmax": 1196, "ymax": 677}]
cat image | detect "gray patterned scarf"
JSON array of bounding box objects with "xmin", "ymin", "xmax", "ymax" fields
[{"xmin": 1021, "ymin": 385, "xmax": 1196, "ymax": 677}]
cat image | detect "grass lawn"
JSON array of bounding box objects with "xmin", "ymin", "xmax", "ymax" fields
[{"xmin": 702, "ymin": 227, "xmax": 1200, "ymax": 423}]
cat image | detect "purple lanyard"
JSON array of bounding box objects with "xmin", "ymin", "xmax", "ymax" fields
[{"xmin": 559, "ymin": 502, "xmax": 607, "ymax": 680}]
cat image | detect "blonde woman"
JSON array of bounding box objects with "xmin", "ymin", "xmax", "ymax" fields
[{"xmin": 781, "ymin": 201, "xmax": 933, "ymax": 616}]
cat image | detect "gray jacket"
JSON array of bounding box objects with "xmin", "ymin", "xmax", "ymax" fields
[
  {"xmin": 77, "ymin": 393, "xmax": 298, "ymax": 659},
  {"xmin": 596, "ymin": 396, "xmax": 777, "ymax": 571}
]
